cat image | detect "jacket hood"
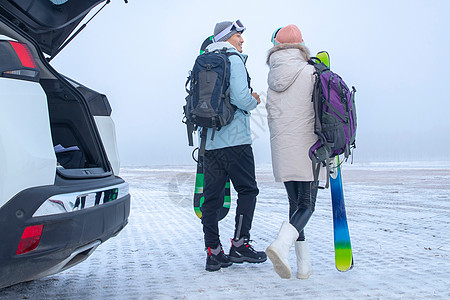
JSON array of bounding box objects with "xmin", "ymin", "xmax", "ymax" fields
[
  {"xmin": 267, "ymin": 43, "xmax": 311, "ymax": 92},
  {"xmin": 206, "ymin": 41, "xmax": 248, "ymax": 62}
]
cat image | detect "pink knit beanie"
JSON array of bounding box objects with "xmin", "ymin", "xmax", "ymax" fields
[{"xmin": 275, "ymin": 24, "xmax": 303, "ymax": 44}]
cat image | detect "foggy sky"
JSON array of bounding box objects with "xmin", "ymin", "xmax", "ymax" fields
[{"xmin": 51, "ymin": 0, "xmax": 450, "ymax": 166}]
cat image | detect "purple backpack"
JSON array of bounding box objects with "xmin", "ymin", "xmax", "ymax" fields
[{"xmin": 308, "ymin": 59, "xmax": 357, "ymax": 188}]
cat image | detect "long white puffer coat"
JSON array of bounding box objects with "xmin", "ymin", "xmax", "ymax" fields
[{"xmin": 266, "ymin": 43, "xmax": 322, "ymax": 182}]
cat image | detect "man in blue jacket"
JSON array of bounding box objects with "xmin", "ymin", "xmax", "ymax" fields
[{"xmin": 201, "ymin": 20, "xmax": 267, "ymax": 271}]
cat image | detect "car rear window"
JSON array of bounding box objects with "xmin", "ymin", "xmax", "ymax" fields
[{"xmin": 49, "ymin": 0, "xmax": 69, "ymax": 5}]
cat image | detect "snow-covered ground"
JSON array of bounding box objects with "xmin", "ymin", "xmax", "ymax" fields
[{"xmin": 1, "ymin": 162, "xmax": 449, "ymax": 299}]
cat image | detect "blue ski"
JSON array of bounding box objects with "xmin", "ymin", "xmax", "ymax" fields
[
  {"xmin": 316, "ymin": 51, "xmax": 353, "ymax": 272},
  {"xmin": 330, "ymin": 156, "xmax": 353, "ymax": 272}
]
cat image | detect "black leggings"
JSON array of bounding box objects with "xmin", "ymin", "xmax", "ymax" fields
[{"xmin": 284, "ymin": 181, "xmax": 318, "ymax": 241}]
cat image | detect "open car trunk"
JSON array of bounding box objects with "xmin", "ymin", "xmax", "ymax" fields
[
  {"xmin": 0, "ymin": 0, "xmax": 106, "ymax": 57},
  {"xmin": 0, "ymin": 0, "xmax": 115, "ymax": 180},
  {"xmin": 41, "ymin": 77, "xmax": 113, "ymax": 179},
  {"xmin": 0, "ymin": 0, "xmax": 130, "ymax": 289}
]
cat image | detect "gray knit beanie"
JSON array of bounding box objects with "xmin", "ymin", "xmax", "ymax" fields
[{"xmin": 214, "ymin": 21, "xmax": 240, "ymax": 42}]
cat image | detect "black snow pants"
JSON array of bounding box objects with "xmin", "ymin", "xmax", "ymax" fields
[
  {"xmin": 284, "ymin": 181, "xmax": 318, "ymax": 241},
  {"xmin": 202, "ymin": 144, "xmax": 259, "ymax": 248}
]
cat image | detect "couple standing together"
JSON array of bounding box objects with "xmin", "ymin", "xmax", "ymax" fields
[{"xmin": 200, "ymin": 19, "xmax": 322, "ymax": 280}]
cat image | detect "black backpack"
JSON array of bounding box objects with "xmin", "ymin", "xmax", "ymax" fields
[{"xmin": 183, "ymin": 48, "xmax": 250, "ymax": 155}]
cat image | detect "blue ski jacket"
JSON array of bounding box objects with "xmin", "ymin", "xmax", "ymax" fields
[{"xmin": 201, "ymin": 42, "xmax": 258, "ymax": 150}]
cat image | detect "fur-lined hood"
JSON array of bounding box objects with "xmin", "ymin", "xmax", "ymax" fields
[
  {"xmin": 267, "ymin": 43, "xmax": 312, "ymax": 93},
  {"xmin": 266, "ymin": 43, "xmax": 310, "ymax": 65}
]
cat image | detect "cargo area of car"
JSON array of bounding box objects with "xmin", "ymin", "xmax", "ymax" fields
[
  {"xmin": 0, "ymin": 29, "xmax": 111, "ymax": 181},
  {"xmin": 41, "ymin": 77, "xmax": 112, "ymax": 178},
  {"xmin": 0, "ymin": 0, "xmax": 112, "ymax": 177}
]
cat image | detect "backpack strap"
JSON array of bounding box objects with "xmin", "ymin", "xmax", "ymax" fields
[
  {"xmin": 226, "ymin": 52, "xmax": 253, "ymax": 92},
  {"xmin": 185, "ymin": 73, "xmax": 191, "ymax": 93},
  {"xmin": 311, "ymin": 147, "xmax": 330, "ymax": 190},
  {"xmin": 312, "ymin": 161, "xmax": 329, "ymax": 189},
  {"xmin": 198, "ymin": 127, "xmax": 208, "ymax": 157},
  {"xmin": 182, "ymin": 103, "xmax": 195, "ymax": 146},
  {"xmin": 324, "ymin": 157, "xmax": 330, "ymax": 189},
  {"xmin": 186, "ymin": 119, "xmax": 194, "ymax": 146},
  {"xmin": 184, "ymin": 71, "xmax": 194, "ymax": 146},
  {"xmin": 309, "ymin": 59, "xmax": 330, "ymax": 72}
]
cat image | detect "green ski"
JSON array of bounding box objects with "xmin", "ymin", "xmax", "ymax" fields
[{"xmin": 192, "ymin": 148, "xmax": 231, "ymax": 220}]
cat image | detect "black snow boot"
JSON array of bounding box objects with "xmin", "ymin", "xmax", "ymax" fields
[
  {"xmin": 228, "ymin": 237, "xmax": 267, "ymax": 263},
  {"xmin": 205, "ymin": 244, "xmax": 233, "ymax": 272}
]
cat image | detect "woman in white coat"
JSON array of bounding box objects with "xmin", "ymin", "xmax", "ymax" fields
[{"xmin": 265, "ymin": 25, "xmax": 321, "ymax": 279}]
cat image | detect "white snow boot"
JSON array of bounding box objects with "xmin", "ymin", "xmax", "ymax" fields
[
  {"xmin": 295, "ymin": 241, "xmax": 313, "ymax": 279},
  {"xmin": 265, "ymin": 221, "xmax": 299, "ymax": 279}
]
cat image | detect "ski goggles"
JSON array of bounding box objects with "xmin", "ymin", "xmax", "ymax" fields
[
  {"xmin": 271, "ymin": 27, "xmax": 283, "ymax": 46},
  {"xmin": 213, "ymin": 20, "xmax": 246, "ymax": 42}
]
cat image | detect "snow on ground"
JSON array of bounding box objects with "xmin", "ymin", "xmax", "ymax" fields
[{"xmin": 0, "ymin": 162, "xmax": 449, "ymax": 299}]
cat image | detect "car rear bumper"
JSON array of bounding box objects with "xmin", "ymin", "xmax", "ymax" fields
[{"xmin": 0, "ymin": 177, "xmax": 130, "ymax": 289}]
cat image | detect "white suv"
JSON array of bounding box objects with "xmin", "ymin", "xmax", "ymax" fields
[{"xmin": 0, "ymin": 0, "xmax": 130, "ymax": 288}]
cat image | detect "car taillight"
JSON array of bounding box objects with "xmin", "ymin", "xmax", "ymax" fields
[
  {"xmin": 0, "ymin": 40, "xmax": 40, "ymax": 82},
  {"xmin": 9, "ymin": 41, "xmax": 37, "ymax": 69},
  {"xmin": 16, "ymin": 225, "xmax": 44, "ymax": 255}
]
